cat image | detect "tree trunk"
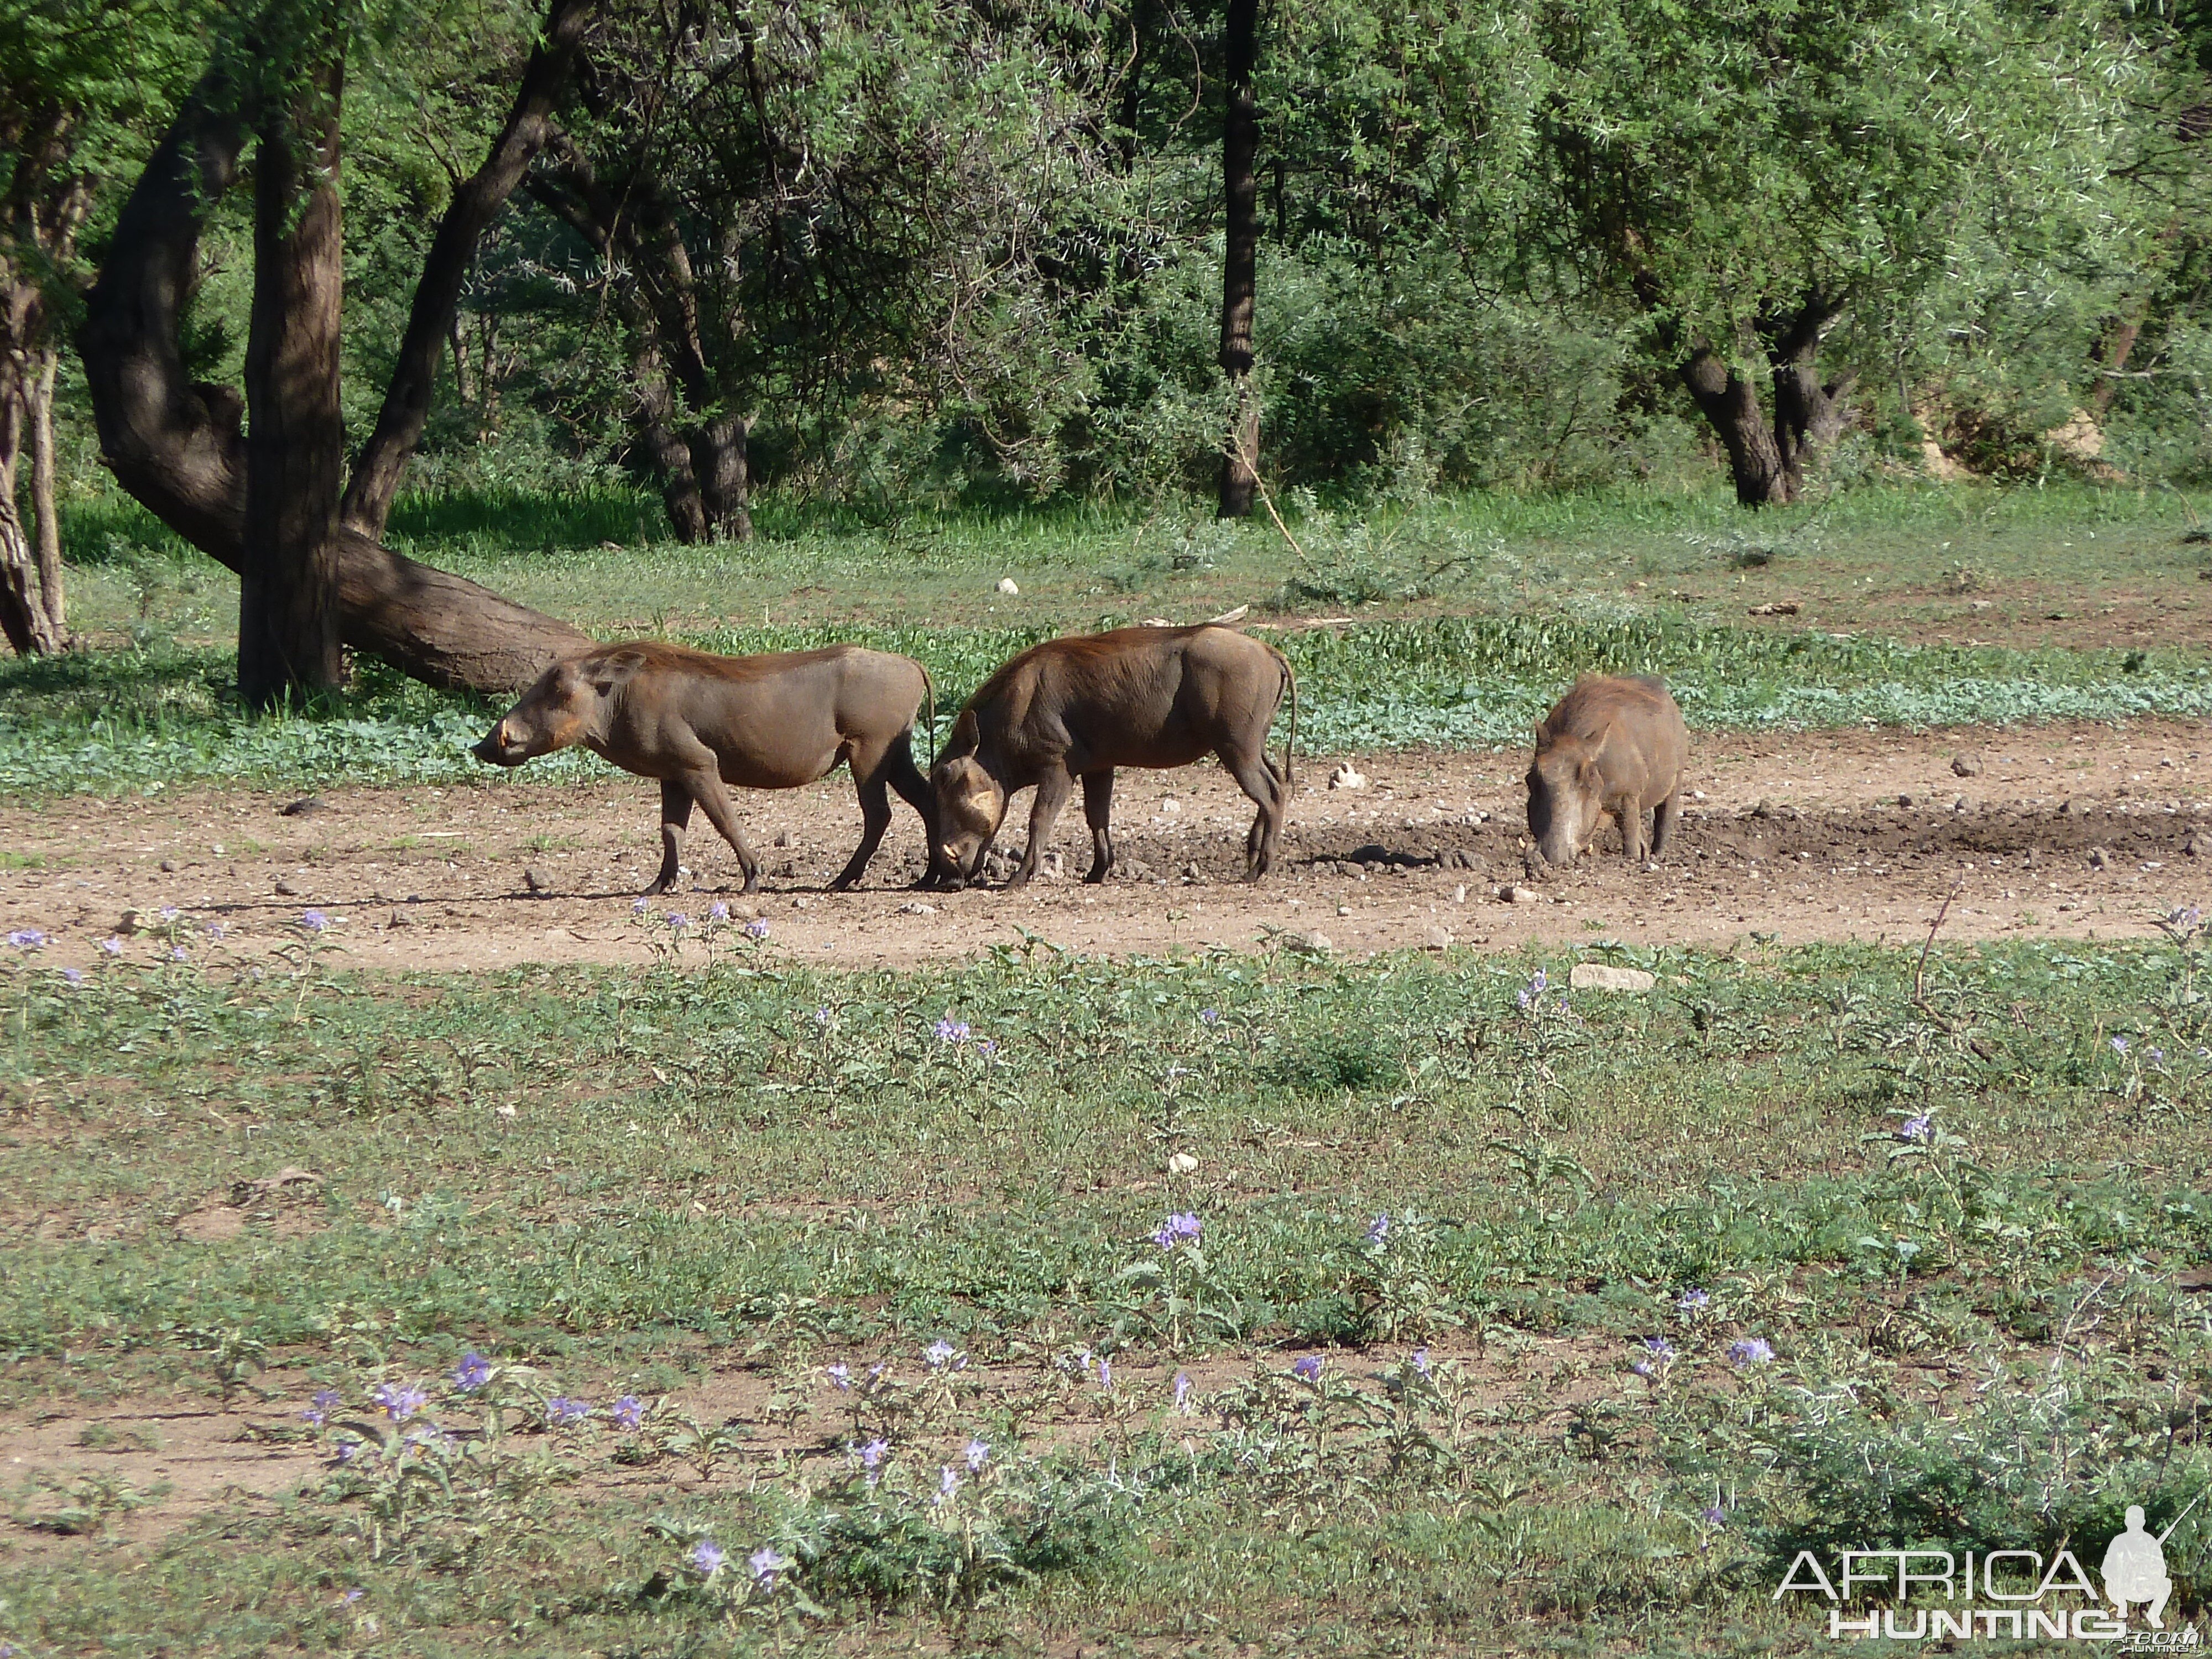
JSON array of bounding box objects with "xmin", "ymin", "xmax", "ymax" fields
[
  {"xmin": 239, "ymin": 65, "xmax": 347, "ymax": 707},
  {"xmin": 633, "ymin": 336, "xmax": 708, "ymax": 542},
  {"xmin": 1681, "ymin": 347, "xmax": 1791, "ymax": 508},
  {"xmin": 341, "ymin": 0, "xmax": 596, "ymax": 538},
  {"xmin": 79, "ymin": 65, "xmax": 593, "ymax": 695},
  {"xmin": 1215, "ymin": 0, "xmax": 1260, "ymax": 519},
  {"xmin": 0, "ymin": 345, "xmax": 60, "ymax": 655},
  {"xmin": 1760, "ymin": 293, "xmax": 1850, "ymax": 499},
  {"xmin": 693, "ymin": 414, "xmax": 750, "ymax": 542},
  {"xmin": 27, "ymin": 349, "xmax": 62, "ymax": 641}
]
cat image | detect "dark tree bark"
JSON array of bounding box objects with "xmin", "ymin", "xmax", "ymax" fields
[
  {"xmin": 1215, "ymin": 0, "xmax": 1260, "ymax": 519},
  {"xmin": 341, "ymin": 0, "xmax": 596, "ymax": 538},
  {"xmin": 79, "ymin": 52, "xmax": 595, "ymax": 695},
  {"xmin": 239, "ymin": 62, "xmax": 347, "ymax": 706},
  {"xmin": 1760, "ymin": 291, "xmax": 1851, "ymax": 501},
  {"xmin": 1680, "ymin": 346, "xmax": 1791, "ymax": 508}
]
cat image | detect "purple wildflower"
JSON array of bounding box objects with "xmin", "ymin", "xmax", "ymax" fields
[
  {"xmin": 2113, "ymin": 1035, "xmax": 2130, "ymax": 1055},
  {"xmin": 546, "ymin": 1395, "xmax": 589, "ymax": 1425},
  {"xmin": 977, "ymin": 1037, "xmax": 998, "ymax": 1059},
  {"xmin": 342, "ymin": 1587, "xmax": 363, "ymax": 1603},
  {"xmin": 1676, "ymin": 1288, "xmax": 1710, "ymax": 1313},
  {"xmin": 1292, "ymin": 1355, "xmax": 1323, "ymax": 1383},
  {"xmin": 99, "ymin": 936, "xmax": 122, "ymax": 956},
  {"xmin": 1703, "ymin": 1504, "xmax": 1728, "ymax": 1526},
  {"xmin": 1098, "ymin": 1358, "xmax": 1112, "ymax": 1391},
  {"xmin": 827, "ymin": 1363, "xmax": 851, "ymax": 1390},
  {"xmin": 1152, "ymin": 1211, "xmax": 1203, "ymax": 1250},
  {"xmin": 964, "ymin": 1437, "xmax": 989, "ymax": 1472},
  {"xmin": 169, "ymin": 945, "xmax": 187, "ymax": 962},
  {"xmin": 452, "ymin": 1351, "xmax": 493, "ymax": 1392},
  {"xmin": 633, "ymin": 897, "xmax": 650, "ymax": 915},
  {"xmin": 371, "ymin": 1381, "xmax": 427, "ymax": 1424},
  {"xmin": 206, "ymin": 922, "xmax": 227, "ymax": 942},
  {"xmin": 743, "ymin": 917, "xmax": 770, "ymax": 940},
  {"xmin": 304, "ymin": 1387, "xmax": 342, "ymax": 1427},
  {"xmin": 749, "ymin": 1546, "xmax": 790, "ymax": 1585},
  {"xmin": 860, "ymin": 1437, "xmax": 889, "ymax": 1483},
  {"xmin": 692, "ymin": 1539, "xmax": 726, "ymax": 1577},
  {"xmin": 935, "ymin": 1016, "xmax": 971, "ymax": 1043},
  {"xmin": 1899, "ymin": 1113, "xmax": 1933, "ymax": 1144},
  {"xmin": 815, "ymin": 1005, "xmax": 831, "ymax": 1025},
  {"xmin": 1200, "ymin": 1008, "xmax": 1220, "ymax": 1025},
  {"xmin": 160, "ymin": 906, "xmax": 179, "ymax": 924},
  {"xmin": 1173, "ymin": 1371, "xmax": 1193, "ymax": 1412},
  {"xmin": 924, "ymin": 1339, "xmax": 957, "ymax": 1370},
  {"xmin": 333, "ymin": 1439, "xmax": 358, "ymax": 1463},
  {"xmin": 2150, "ymin": 1047, "xmax": 2167, "ymax": 1066},
  {"xmin": 936, "ymin": 1466, "xmax": 961, "ymax": 1504},
  {"xmin": 1365, "ymin": 1214, "xmax": 1390, "ymax": 1245},
  {"xmin": 1410, "ymin": 1348, "xmax": 1431, "ymax": 1375},
  {"xmin": 61, "ymin": 967, "xmax": 83, "ymax": 986},
  {"xmin": 613, "ymin": 1395, "xmax": 645, "ymax": 1430},
  {"xmin": 7, "ymin": 928, "xmax": 45, "ymax": 950},
  {"xmin": 1728, "ymin": 1337, "xmax": 1775, "ymax": 1368},
  {"xmin": 300, "ymin": 910, "xmax": 328, "ymax": 934},
  {"xmin": 709, "ymin": 902, "xmax": 730, "ymax": 924},
  {"xmin": 667, "ymin": 912, "xmax": 690, "ymax": 931}
]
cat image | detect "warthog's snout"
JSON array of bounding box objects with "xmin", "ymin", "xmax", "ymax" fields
[{"xmin": 472, "ymin": 720, "xmax": 521, "ymax": 766}]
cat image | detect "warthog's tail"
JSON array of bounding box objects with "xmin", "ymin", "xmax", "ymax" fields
[
  {"xmin": 1274, "ymin": 649, "xmax": 1297, "ymax": 789},
  {"xmin": 920, "ymin": 666, "xmax": 938, "ymax": 767}
]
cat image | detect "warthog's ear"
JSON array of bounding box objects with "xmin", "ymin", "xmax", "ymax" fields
[
  {"xmin": 948, "ymin": 708, "xmax": 980, "ymax": 753},
  {"xmin": 1532, "ymin": 721, "xmax": 1551, "ymax": 752},
  {"xmin": 588, "ymin": 648, "xmax": 650, "ymax": 698}
]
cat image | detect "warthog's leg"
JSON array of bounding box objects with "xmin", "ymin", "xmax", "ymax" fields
[
  {"xmin": 832, "ymin": 732, "xmax": 917, "ymax": 892},
  {"xmin": 1005, "ymin": 765, "xmax": 1073, "ymax": 890},
  {"xmin": 680, "ymin": 761, "xmax": 763, "ymax": 893},
  {"xmin": 649, "ymin": 780, "xmax": 693, "ymax": 896},
  {"xmin": 1618, "ymin": 799, "xmax": 1649, "ymax": 863},
  {"xmin": 1222, "ymin": 747, "xmax": 1286, "ymax": 878},
  {"xmin": 1081, "ymin": 769, "xmax": 1115, "ymax": 883},
  {"xmin": 878, "ymin": 731, "xmax": 952, "ymax": 889},
  {"xmin": 1650, "ymin": 789, "xmax": 1681, "ymax": 861}
]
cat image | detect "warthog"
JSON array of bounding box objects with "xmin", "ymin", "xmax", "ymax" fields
[
  {"xmin": 472, "ymin": 640, "xmax": 937, "ymax": 894},
  {"xmin": 1526, "ymin": 674, "xmax": 1688, "ymax": 866},
  {"xmin": 929, "ymin": 624, "xmax": 1296, "ymax": 889}
]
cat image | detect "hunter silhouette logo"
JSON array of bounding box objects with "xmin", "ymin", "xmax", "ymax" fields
[
  {"xmin": 1773, "ymin": 1489, "xmax": 2204, "ymax": 1643},
  {"xmin": 2103, "ymin": 1504, "xmax": 2178, "ymax": 1629}
]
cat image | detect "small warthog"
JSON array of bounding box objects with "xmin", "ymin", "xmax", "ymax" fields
[
  {"xmin": 473, "ymin": 640, "xmax": 936, "ymax": 894},
  {"xmin": 1526, "ymin": 675, "xmax": 1688, "ymax": 866},
  {"xmin": 929, "ymin": 624, "xmax": 1295, "ymax": 889}
]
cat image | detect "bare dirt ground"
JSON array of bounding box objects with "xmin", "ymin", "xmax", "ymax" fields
[{"xmin": 2, "ymin": 719, "xmax": 2206, "ymax": 968}]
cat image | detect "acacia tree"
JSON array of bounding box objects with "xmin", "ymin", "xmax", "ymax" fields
[
  {"xmin": 1528, "ymin": 0, "xmax": 2159, "ymax": 505},
  {"xmin": 78, "ymin": 0, "xmax": 598, "ymax": 698},
  {"xmin": 1214, "ymin": 0, "xmax": 1259, "ymax": 518}
]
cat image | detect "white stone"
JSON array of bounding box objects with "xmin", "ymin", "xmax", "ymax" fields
[
  {"xmin": 1569, "ymin": 963, "xmax": 1656, "ymax": 994},
  {"xmin": 997, "ymin": 577, "xmax": 1020, "ymax": 595},
  {"xmin": 1328, "ymin": 764, "xmax": 1367, "ymax": 791}
]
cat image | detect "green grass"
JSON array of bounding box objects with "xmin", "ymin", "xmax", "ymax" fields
[{"xmin": 1, "ymin": 932, "xmax": 2208, "ymax": 1651}]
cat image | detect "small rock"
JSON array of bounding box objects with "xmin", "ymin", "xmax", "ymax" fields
[
  {"xmin": 1337, "ymin": 904, "xmax": 1352, "ymax": 916},
  {"xmin": 1160, "ymin": 798, "xmax": 1181, "ymax": 816},
  {"xmin": 279, "ymin": 797, "xmax": 328, "ymax": 817},
  {"xmin": 898, "ymin": 900, "xmax": 937, "ymax": 916},
  {"xmin": 2089, "ymin": 847, "xmax": 2111, "ymax": 871},
  {"xmin": 1746, "ymin": 600, "xmax": 1800, "ymax": 617},
  {"xmin": 1896, "ymin": 794, "xmax": 1914, "ymax": 808},
  {"xmin": 388, "ymin": 908, "xmax": 410, "ymax": 928},
  {"xmin": 1284, "ymin": 930, "xmax": 1334, "ymax": 956},
  {"xmin": 524, "ymin": 867, "xmax": 550, "ymax": 894},
  {"xmin": 774, "ymin": 830, "xmax": 792, "ymax": 848},
  {"xmin": 997, "ymin": 577, "xmax": 1020, "ymax": 596},
  {"xmin": 159, "ymin": 858, "xmax": 177, "ymax": 873},
  {"xmin": 1751, "ymin": 799, "xmax": 1773, "ymax": 820},
  {"xmin": 1167, "ymin": 1151, "xmax": 1201, "ymax": 1175},
  {"xmin": 2024, "ymin": 846, "xmax": 2040, "ymax": 869},
  {"xmin": 118, "ymin": 909, "xmax": 144, "ymax": 935},
  {"xmin": 1953, "ymin": 797, "xmax": 1968, "ymax": 813},
  {"xmin": 2186, "ymin": 833, "xmax": 2203, "ymax": 859},
  {"xmin": 1569, "ymin": 963, "xmax": 1656, "ymax": 994},
  {"xmin": 1328, "ymin": 763, "xmax": 1368, "ymax": 791},
  {"xmin": 1692, "ymin": 789, "xmax": 1708, "ymax": 801},
  {"xmin": 2058, "ymin": 798, "xmax": 2075, "ymax": 816},
  {"xmin": 1453, "ymin": 883, "xmax": 1468, "ymax": 904},
  {"xmin": 1040, "ymin": 851, "xmax": 1065, "ymax": 880},
  {"xmin": 1182, "ymin": 862, "xmax": 1202, "ymax": 881},
  {"xmin": 792, "ymin": 895, "xmax": 810, "ymax": 909},
  {"xmin": 1424, "ymin": 925, "xmax": 1453, "ymax": 951},
  {"xmin": 1502, "ymin": 884, "xmax": 1544, "ymax": 906},
  {"xmin": 1139, "ymin": 615, "xmax": 1174, "ymax": 628},
  {"xmin": 1952, "ymin": 752, "xmax": 1984, "ymax": 777},
  {"xmin": 274, "ymin": 877, "xmax": 299, "ymax": 896}
]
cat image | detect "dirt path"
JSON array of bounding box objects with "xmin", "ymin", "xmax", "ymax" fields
[{"xmin": 3, "ymin": 720, "xmax": 2206, "ymax": 970}]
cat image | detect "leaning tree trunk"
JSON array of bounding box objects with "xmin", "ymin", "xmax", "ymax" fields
[
  {"xmin": 1214, "ymin": 0, "xmax": 1260, "ymax": 519},
  {"xmin": 239, "ymin": 64, "xmax": 347, "ymax": 706},
  {"xmin": 79, "ymin": 63, "xmax": 593, "ymax": 695},
  {"xmin": 1681, "ymin": 347, "xmax": 1792, "ymax": 508},
  {"xmin": 1762, "ymin": 291, "xmax": 1851, "ymax": 500}
]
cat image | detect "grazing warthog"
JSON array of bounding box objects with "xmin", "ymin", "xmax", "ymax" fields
[
  {"xmin": 472, "ymin": 640, "xmax": 936, "ymax": 895},
  {"xmin": 1526, "ymin": 675, "xmax": 1688, "ymax": 867},
  {"xmin": 929, "ymin": 624, "xmax": 1296, "ymax": 889}
]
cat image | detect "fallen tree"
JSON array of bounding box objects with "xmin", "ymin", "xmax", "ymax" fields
[{"xmin": 76, "ymin": 1, "xmax": 598, "ymax": 697}]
